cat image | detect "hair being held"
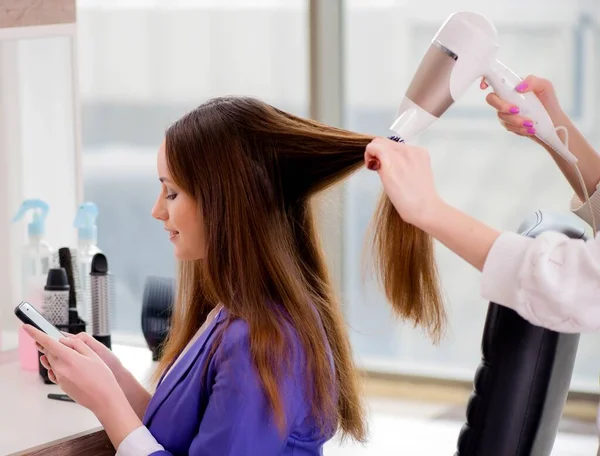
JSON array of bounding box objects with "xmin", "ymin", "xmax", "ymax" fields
[
  {"xmin": 370, "ymin": 196, "xmax": 445, "ymax": 341},
  {"xmin": 153, "ymin": 96, "xmax": 444, "ymax": 442}
]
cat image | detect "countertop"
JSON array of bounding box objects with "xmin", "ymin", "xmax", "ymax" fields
[{"xmin": 0, "ymin": 344, "xmax": 156, "ymax": 455}]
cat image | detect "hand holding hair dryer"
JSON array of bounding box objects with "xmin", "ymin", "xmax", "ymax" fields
[{"xmin": 390, "ymin": 11, "xmax": 577, "ymax": 164}]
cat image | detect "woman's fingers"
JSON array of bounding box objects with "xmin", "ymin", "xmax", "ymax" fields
[
  {"xmin": 485, "ymin": 92, "xmax": 522, "ymax": 115},
  {"xmin": 40, "ymin": 354, "xmax": 51, "ymax": 370},
  {"xmin": 45, "ymin": 351, "xmax": 60, "ymax": 368},
  {"xmin": 503, "ymin": 123, "xmax": 528, "ymax": 138},
  {"xmin": 39, "ymin": 354, "xmax": 57, "ymax": 383},
  {"xmin": 497, "ymin": 112, "xmax": 536, "ymax": 135},
  {"xmin": 60, "ymin": 337, "xmax": 97, "ymax": 359},
  {"xmin": 23, "ymin": 325, "xmax": 68, "ymax": 359}
]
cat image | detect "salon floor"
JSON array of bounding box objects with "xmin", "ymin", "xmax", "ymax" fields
[{"xmin": 324, "ymin": 380, "xmax": 599, "ymax": 455}]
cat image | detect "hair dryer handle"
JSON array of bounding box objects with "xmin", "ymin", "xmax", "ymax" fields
[
  {"xmin": 484, "ymin": 61, "xmax": 545, "ymax": 121},
  {"xmin": 484, "ymin": 60, "xmax": 577, "ymax": 164}
]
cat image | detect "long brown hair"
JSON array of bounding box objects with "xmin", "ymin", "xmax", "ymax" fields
[{"xmin": 154, "ymin": 96, "xmax": 444, "ymax": 442}]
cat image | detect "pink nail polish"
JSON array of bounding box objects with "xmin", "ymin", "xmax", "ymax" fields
[
  {"xmin": 516, "ymin": 82, "xmax": 528, "ymax": 92},
  {"xmin": 523, "ymin": 121, "xmax": 534, "ymax": 128},
  {"xmin": 509, "ymin": 107, "xmax": 520, "ymax": 114},
  {"xmin": 527, "ymin": 128, "xmax": 536, "ymax": 135}
]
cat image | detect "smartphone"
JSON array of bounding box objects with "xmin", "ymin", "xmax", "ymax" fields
[{"xmin": 14, "ymin": 301, "xmax": 64, "ymax": 342}]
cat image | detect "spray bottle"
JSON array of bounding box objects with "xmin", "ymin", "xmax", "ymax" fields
[
  {"xmin": 12, "ymin": 199, "xmax": 55, "ymax": 370},
  {"xmin": 73, "ymin": 202, "xmax": 102, "ymax": 328}
]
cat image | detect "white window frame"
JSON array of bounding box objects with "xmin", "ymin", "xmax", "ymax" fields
[
  {"xmin": 309, "ymin": 0, "xmax": 347, "ymax": 300},
  {"xmin": 0, "ymin": 14, "xmax": 83, "ymax": 350}
]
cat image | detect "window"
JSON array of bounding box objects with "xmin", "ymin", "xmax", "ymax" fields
[
  {"xmin": 343, "ymin": 1, "xmax": 600, "ymax": 391},
  {"xmin": 78, "ymin": 0, "xmax": 309, "ymax": 338}
]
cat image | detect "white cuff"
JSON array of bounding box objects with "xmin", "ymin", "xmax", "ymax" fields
[
  {"xmin": 480, "ymin": 232, "xmax": 532, "ymax": 309},
  {"xmin": 116, "ymin": 426, "xmax": 165, "ymax": 456},
  {"xmin": 570, "ymin": 182, "xmax": 600, "ymax": 230}
]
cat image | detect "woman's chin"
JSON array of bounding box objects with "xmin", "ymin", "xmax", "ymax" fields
[
  {"xmin": 174, "ymin": 246, "xmax": 203, "ymax": 262},
  {"xmin": 173, "ymin": 245, "xmax": 187, "ymax": 261}
]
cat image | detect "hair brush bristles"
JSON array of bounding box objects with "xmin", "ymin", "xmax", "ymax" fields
[{"xmin": 387, "ymin": 135, "xmax": 405, "ymax": 143}]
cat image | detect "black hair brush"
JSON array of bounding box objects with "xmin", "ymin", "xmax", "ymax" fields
[
  {"xmin": 388, "ymin": 135, "xmax": 405, "ymax": 143},
  {"xmin": 58, "ymin": 247, "xmax": 80, "ymax": 325}
]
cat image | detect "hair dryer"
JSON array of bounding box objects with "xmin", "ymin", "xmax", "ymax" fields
[{"xmin": 390, "ymin": 11, "xmax": 577, "ymax": 164}]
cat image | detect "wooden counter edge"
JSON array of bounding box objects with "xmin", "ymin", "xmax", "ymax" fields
[{"xmin": 7, "ymin": 427, "xmax": 115, "ymax": 456}]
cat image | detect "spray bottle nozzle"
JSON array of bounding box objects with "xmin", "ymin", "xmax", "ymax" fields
[
  {"xmin": 12, "ymin": 199, "xmax": 49, "ymax": 237},
  {"xmin": 73, "ymin": 202, "xmax": 99, "ymax": 242}
]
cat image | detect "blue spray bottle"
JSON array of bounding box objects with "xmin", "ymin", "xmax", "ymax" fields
[
  {"xmin": 12, "ymin": 199, "xmax": 55, "ymax": 370},
  {"xmin": 73, "ymin": 202, "xmax": 102, "ymax": 328}
]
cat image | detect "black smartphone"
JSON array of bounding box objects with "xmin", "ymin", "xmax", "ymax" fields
[{"xmin": 14, "ymin": 301, "xmax": 64, "ymax": 342}]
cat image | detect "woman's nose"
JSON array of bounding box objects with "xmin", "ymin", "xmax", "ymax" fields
[{"xmin": 151, "ymin": 196, "xmax": 167, "ymax": 221}]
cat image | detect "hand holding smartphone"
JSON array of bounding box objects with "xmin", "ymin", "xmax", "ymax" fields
[{"xmin": 14, "ymin": 301, "xmax": 64, "ymax": 342}]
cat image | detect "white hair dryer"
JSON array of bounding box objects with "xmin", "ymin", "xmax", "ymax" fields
[{"xmin": 390, "ymin": 11, "xmax": 577, "ymax": 164}]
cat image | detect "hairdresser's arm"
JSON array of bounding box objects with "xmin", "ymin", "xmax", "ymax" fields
[
  {"xmin": 543, "ymin": 110, "xmax": 600, "ymax": 199},
  {"xmin": 364, "ymin": 138, "xmax": 500, "ymax": 271},
  {"xmin": 419, "ymin": 203, "xmax": 499, "ymax": 271},
  {"xmin": 482, "ymin": 75, "xmax": 600, "ymax": 200},
  {"xmin": 420, "ymin": 203, "xmax": 600, "ymax": 332},
  {"xmin": 365, "ymin": 138, "xmax": 600, "ymax": 332}
]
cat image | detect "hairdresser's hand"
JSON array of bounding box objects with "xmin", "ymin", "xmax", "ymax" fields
[
  {"xmin": 482, "ymin": 74, "xmax": 600, "ymax": 201},
  {"xmin": 480, "ymin": 75, "xmax": 566, "ymax": 142},
  {"xmin": 365, "ymin": 138, "xmax": 443, "ymax": 228},
  {"xmin": 26, "ymin": 325, "xmax": 124, "ymax": 413}
]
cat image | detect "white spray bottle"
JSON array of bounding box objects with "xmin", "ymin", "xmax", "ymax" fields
[
  {"xmin": 73, "ymin": 202, "xmax": 102, "ymax": 328},
  {"xmin": 12, "ymin": 199, "xmax": 55, "ymax": 370}
]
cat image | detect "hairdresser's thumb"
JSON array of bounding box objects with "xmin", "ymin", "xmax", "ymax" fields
[
  {"xmin": 515, "ymin": 75, "xmax": 551, "ymax": 95},
  {"xmin": 515, "ymin": 75, "xmax": 560, "ymax": 115}
]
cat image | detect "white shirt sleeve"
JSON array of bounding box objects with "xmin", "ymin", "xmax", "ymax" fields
[
  {"xmin": 116, "ymin": 426, "xmax": 165, "ymax": 456},
  {"xmin": 480, "ymin": 180, "xmax": 600, "ymax": 333},
  {"xmin": 481, "ymin": 229, "xmax": 600, "ymax": 333},
  {"xmin": 570, "ymin": 181, "xmax": 600, "ymax": 228}
]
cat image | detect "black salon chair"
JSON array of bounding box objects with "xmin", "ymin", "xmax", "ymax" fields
[
  {"xmin": 455, "ymin": 210, "xmax": 588, "ymax": 456},
  {"xmin": 141, "ymin": 275, "xmax": 175, "ymax": 361}
]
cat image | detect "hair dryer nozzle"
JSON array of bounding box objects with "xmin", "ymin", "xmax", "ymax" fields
[{"xmin": 390, "ymin": 97, "xmax": 438, "ymax": 141}]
